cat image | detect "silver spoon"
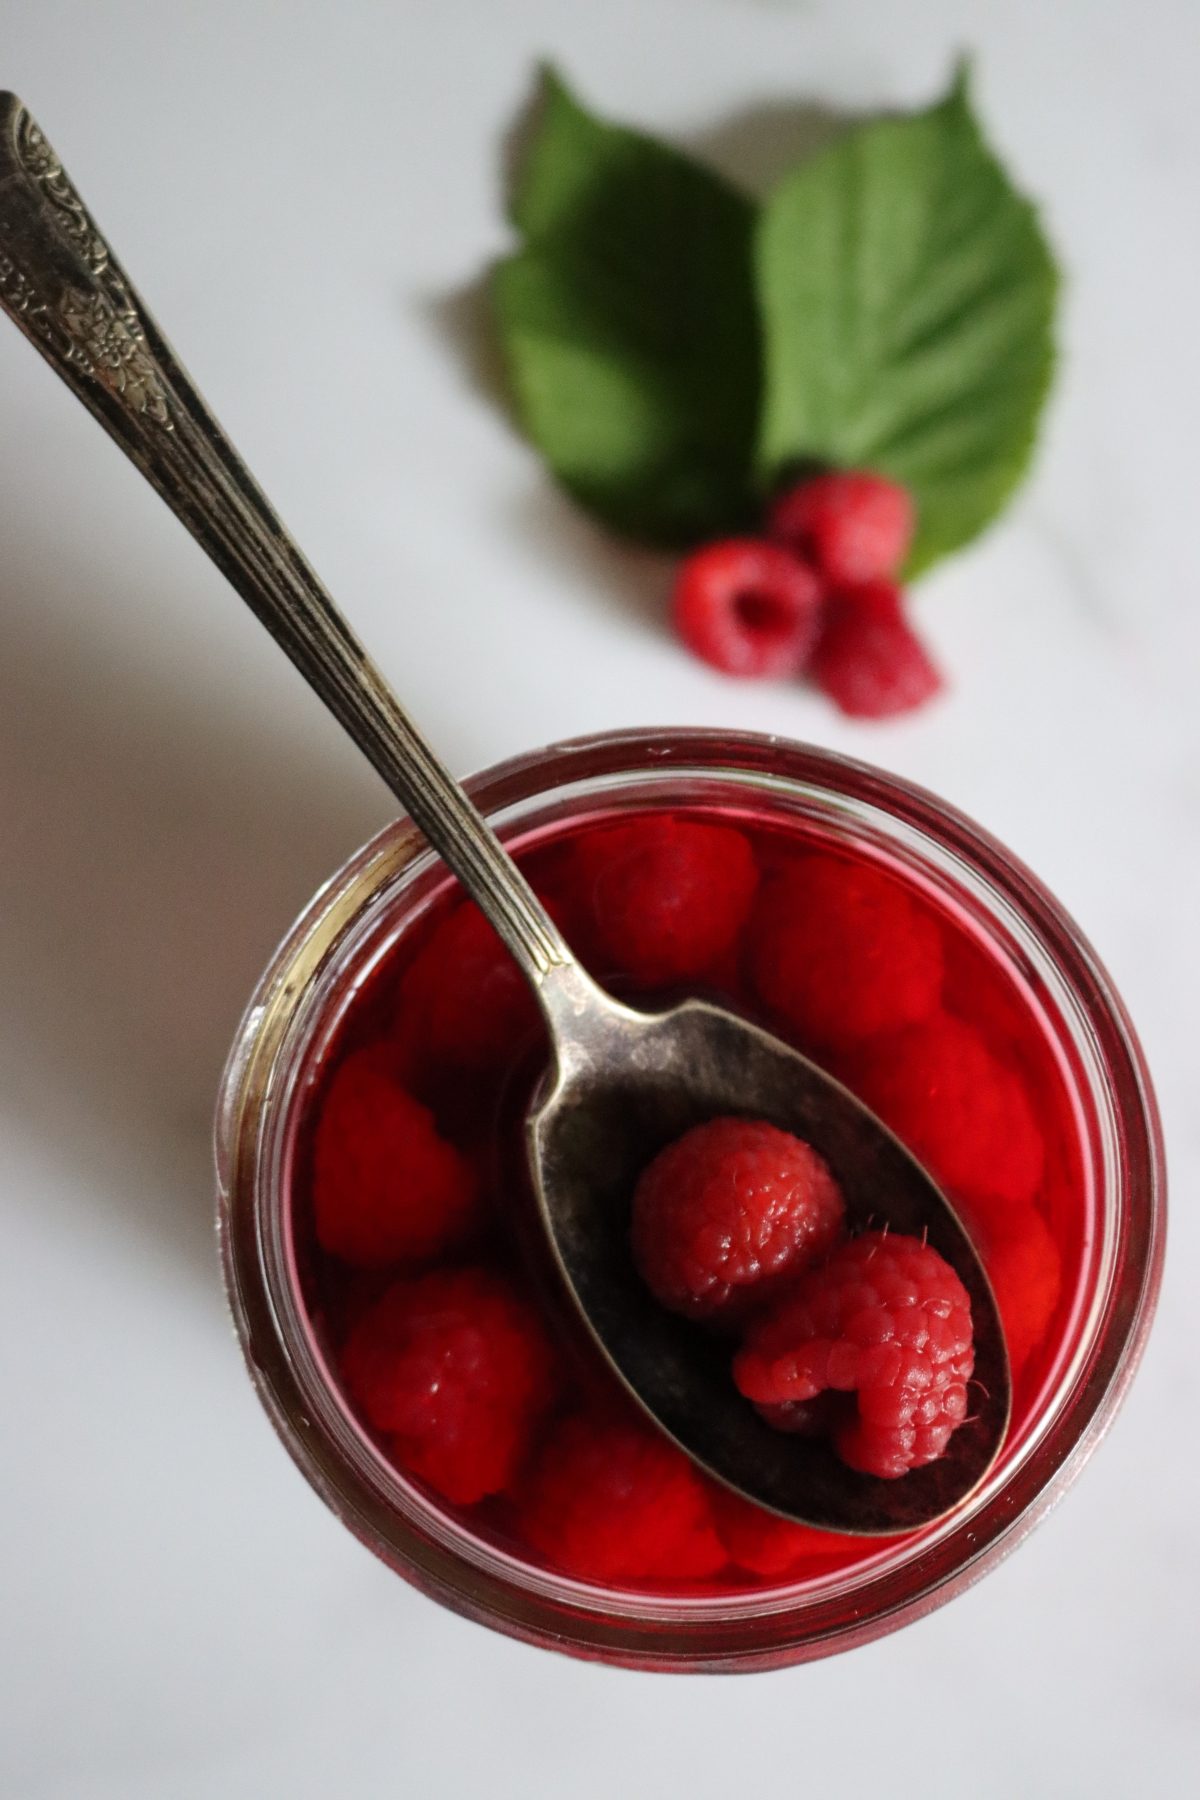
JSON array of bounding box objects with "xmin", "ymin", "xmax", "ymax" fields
[{"xmin": 0, "ymin": 96, "xmax": 1009, "ymax": 1532}]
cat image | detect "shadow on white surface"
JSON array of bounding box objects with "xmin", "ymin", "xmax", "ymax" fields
[
  {"xmin": 500, "ymin": 483, "xmax": 677, "ymax": 634},
  {"xmin": 687, "ymin": 95, "xmax": 851, "ymax": 191},
  {"xmin": 0, "ymin": 550, "xmax": 387, "ymax": 1288},
  {"xmin": 422, "ymin": 271, "xmax": 512, "ymax": 414}
]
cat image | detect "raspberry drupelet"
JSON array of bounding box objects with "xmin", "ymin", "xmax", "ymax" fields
[
  {"xmin": 733, "ymin": 1232, "xmax": 975, "ymax": 1480},
  {"xmin": 632, "ymin": 1116, "xmax": 844, "ymax": 1322},
  {"xmin": 339, "ymin": 1266, "xmax": 560, "ymax": 1505}
]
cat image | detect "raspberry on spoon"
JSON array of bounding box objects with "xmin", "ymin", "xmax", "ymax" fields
[
  {"xmin": 672, "ymin": 537, "xmax": 823, "ymax": 678},
  {"xmin": 632, "ymin": 1116, "xmax": 844, "ymax": 1322},
  {"xmin": 734, "ymin": 1231, "xmax": 975, "ymax": 1480}
]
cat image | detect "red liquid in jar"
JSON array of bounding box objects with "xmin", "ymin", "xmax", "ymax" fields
[{"xmin": 289, "ymin": 804, "xmax": 1089, "ymax": 1593}]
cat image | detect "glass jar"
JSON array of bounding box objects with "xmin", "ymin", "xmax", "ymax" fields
[{"xmin": 216, "ymin": 729, "xmax": 1164, "ymax": 1671}]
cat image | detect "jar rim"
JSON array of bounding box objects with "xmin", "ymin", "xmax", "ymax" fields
[{"xmin": 217, "ymin": 728, "xmax": 1166, "ymax": 1671}]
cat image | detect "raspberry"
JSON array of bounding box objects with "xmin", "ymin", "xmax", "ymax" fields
[
  {"xmin": 710, "ymin": 1486, "xmax": 855, "ymax": 1577},
  {"xmin": 747, "ymin": 856, "xmax": 944, "ymax": 1049},
  {"xmin": 768, "ymin": 471, "xmax": 914, "ymax": 586},
  {"xmin": 395, "ymin": 898, "xmax": 542, "ymax": 1078},
  {"xmin": 942, "ymin": 930, "xmax": 1037, "ymax": 1056},
  {"xmin": 848, "ymin": 1013, "xmax": 1045, "ymax": 1210},
  {"xmin": 340, "ymin": 1266, "xmax": 559, "ymax": 1505},
  {"xmin": 517, "ymin": 1410, "xmax": 727, "ymax": 1584},
  {"xmin": 970, "ymin": 1205, "xmax": 1062, "ymax": 1380},
  {"xmin": 568, "ymin": 814, "xmax": 757, "ymax": 988},
  {"xmin": 312, "ymin": 1048, "xmax": 480, "ymax": 1268},
  {"xmin": 810, "ymin": 580, "xmax": 943, "ymax": 719},
  {"xmin": 672, "ymin": 538, "xmax": 823, "ymax": 678},
  {"xmin": 734, "ymin": 1232, "xmax": 975, "ymax": 1480},
  {"xmin": 632, "ymin": 1117, "xmax": 844, "ymax": 1322}
]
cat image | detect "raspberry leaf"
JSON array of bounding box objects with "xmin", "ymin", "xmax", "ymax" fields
[
  {"xmin": 756, "ymin": 67, "xmax": 1058, "ymax": 575},
  {"xmin": 491, "ymin": 68, "xmax": 760, "ymax": 547}
]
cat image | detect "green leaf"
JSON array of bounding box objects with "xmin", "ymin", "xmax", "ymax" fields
[
  {"xmin": 492, "ymin": 69, "xmax": 760, "ymax": 547},
  {"xmin": 756, "ymin": 68, "xmax": 1059, "ymax": 573}
]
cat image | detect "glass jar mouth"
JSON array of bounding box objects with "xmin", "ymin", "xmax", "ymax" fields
[{"xmin": 217, "ymin": 727, "xmax": 1165, "ymax": 1670}]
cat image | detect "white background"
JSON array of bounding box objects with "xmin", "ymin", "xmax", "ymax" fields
[{"xmin": 2, "ymin": 2, "xmax": 1198, "ymax": 1795}]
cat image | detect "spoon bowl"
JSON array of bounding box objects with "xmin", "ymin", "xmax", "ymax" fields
[{"xmin": 531, "ymin": 964, "xmax": 1009, "ymax": 1533}]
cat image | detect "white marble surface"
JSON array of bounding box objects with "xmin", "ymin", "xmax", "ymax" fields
[{"xmin": 2, "ymin": 2, "xmax": 1197, "ymax": 1795}]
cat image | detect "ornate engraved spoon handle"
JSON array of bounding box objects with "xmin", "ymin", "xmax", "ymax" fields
[{"xmin": 0, "ymin": 93, "xmax": 572, "ymax": 985}]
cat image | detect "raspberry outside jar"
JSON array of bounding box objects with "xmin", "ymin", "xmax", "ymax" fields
[{"xmin": 216, "ymin": 729, "xmax": 1164, "ymax": 1671}]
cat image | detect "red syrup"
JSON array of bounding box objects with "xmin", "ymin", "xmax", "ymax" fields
[{"xmin": 289, "ymin": 805, "xmax": 1089, "ymax": 1595}]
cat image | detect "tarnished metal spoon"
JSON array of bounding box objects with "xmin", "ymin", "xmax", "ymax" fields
[{"xmin": 0, "ymin": 95, "xmax": 1009, "ymax": 1532}]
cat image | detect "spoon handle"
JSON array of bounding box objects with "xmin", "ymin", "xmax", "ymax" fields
[{"xmin": 0, "ymin": 94, "xmax": 574, "ymax": 986}]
